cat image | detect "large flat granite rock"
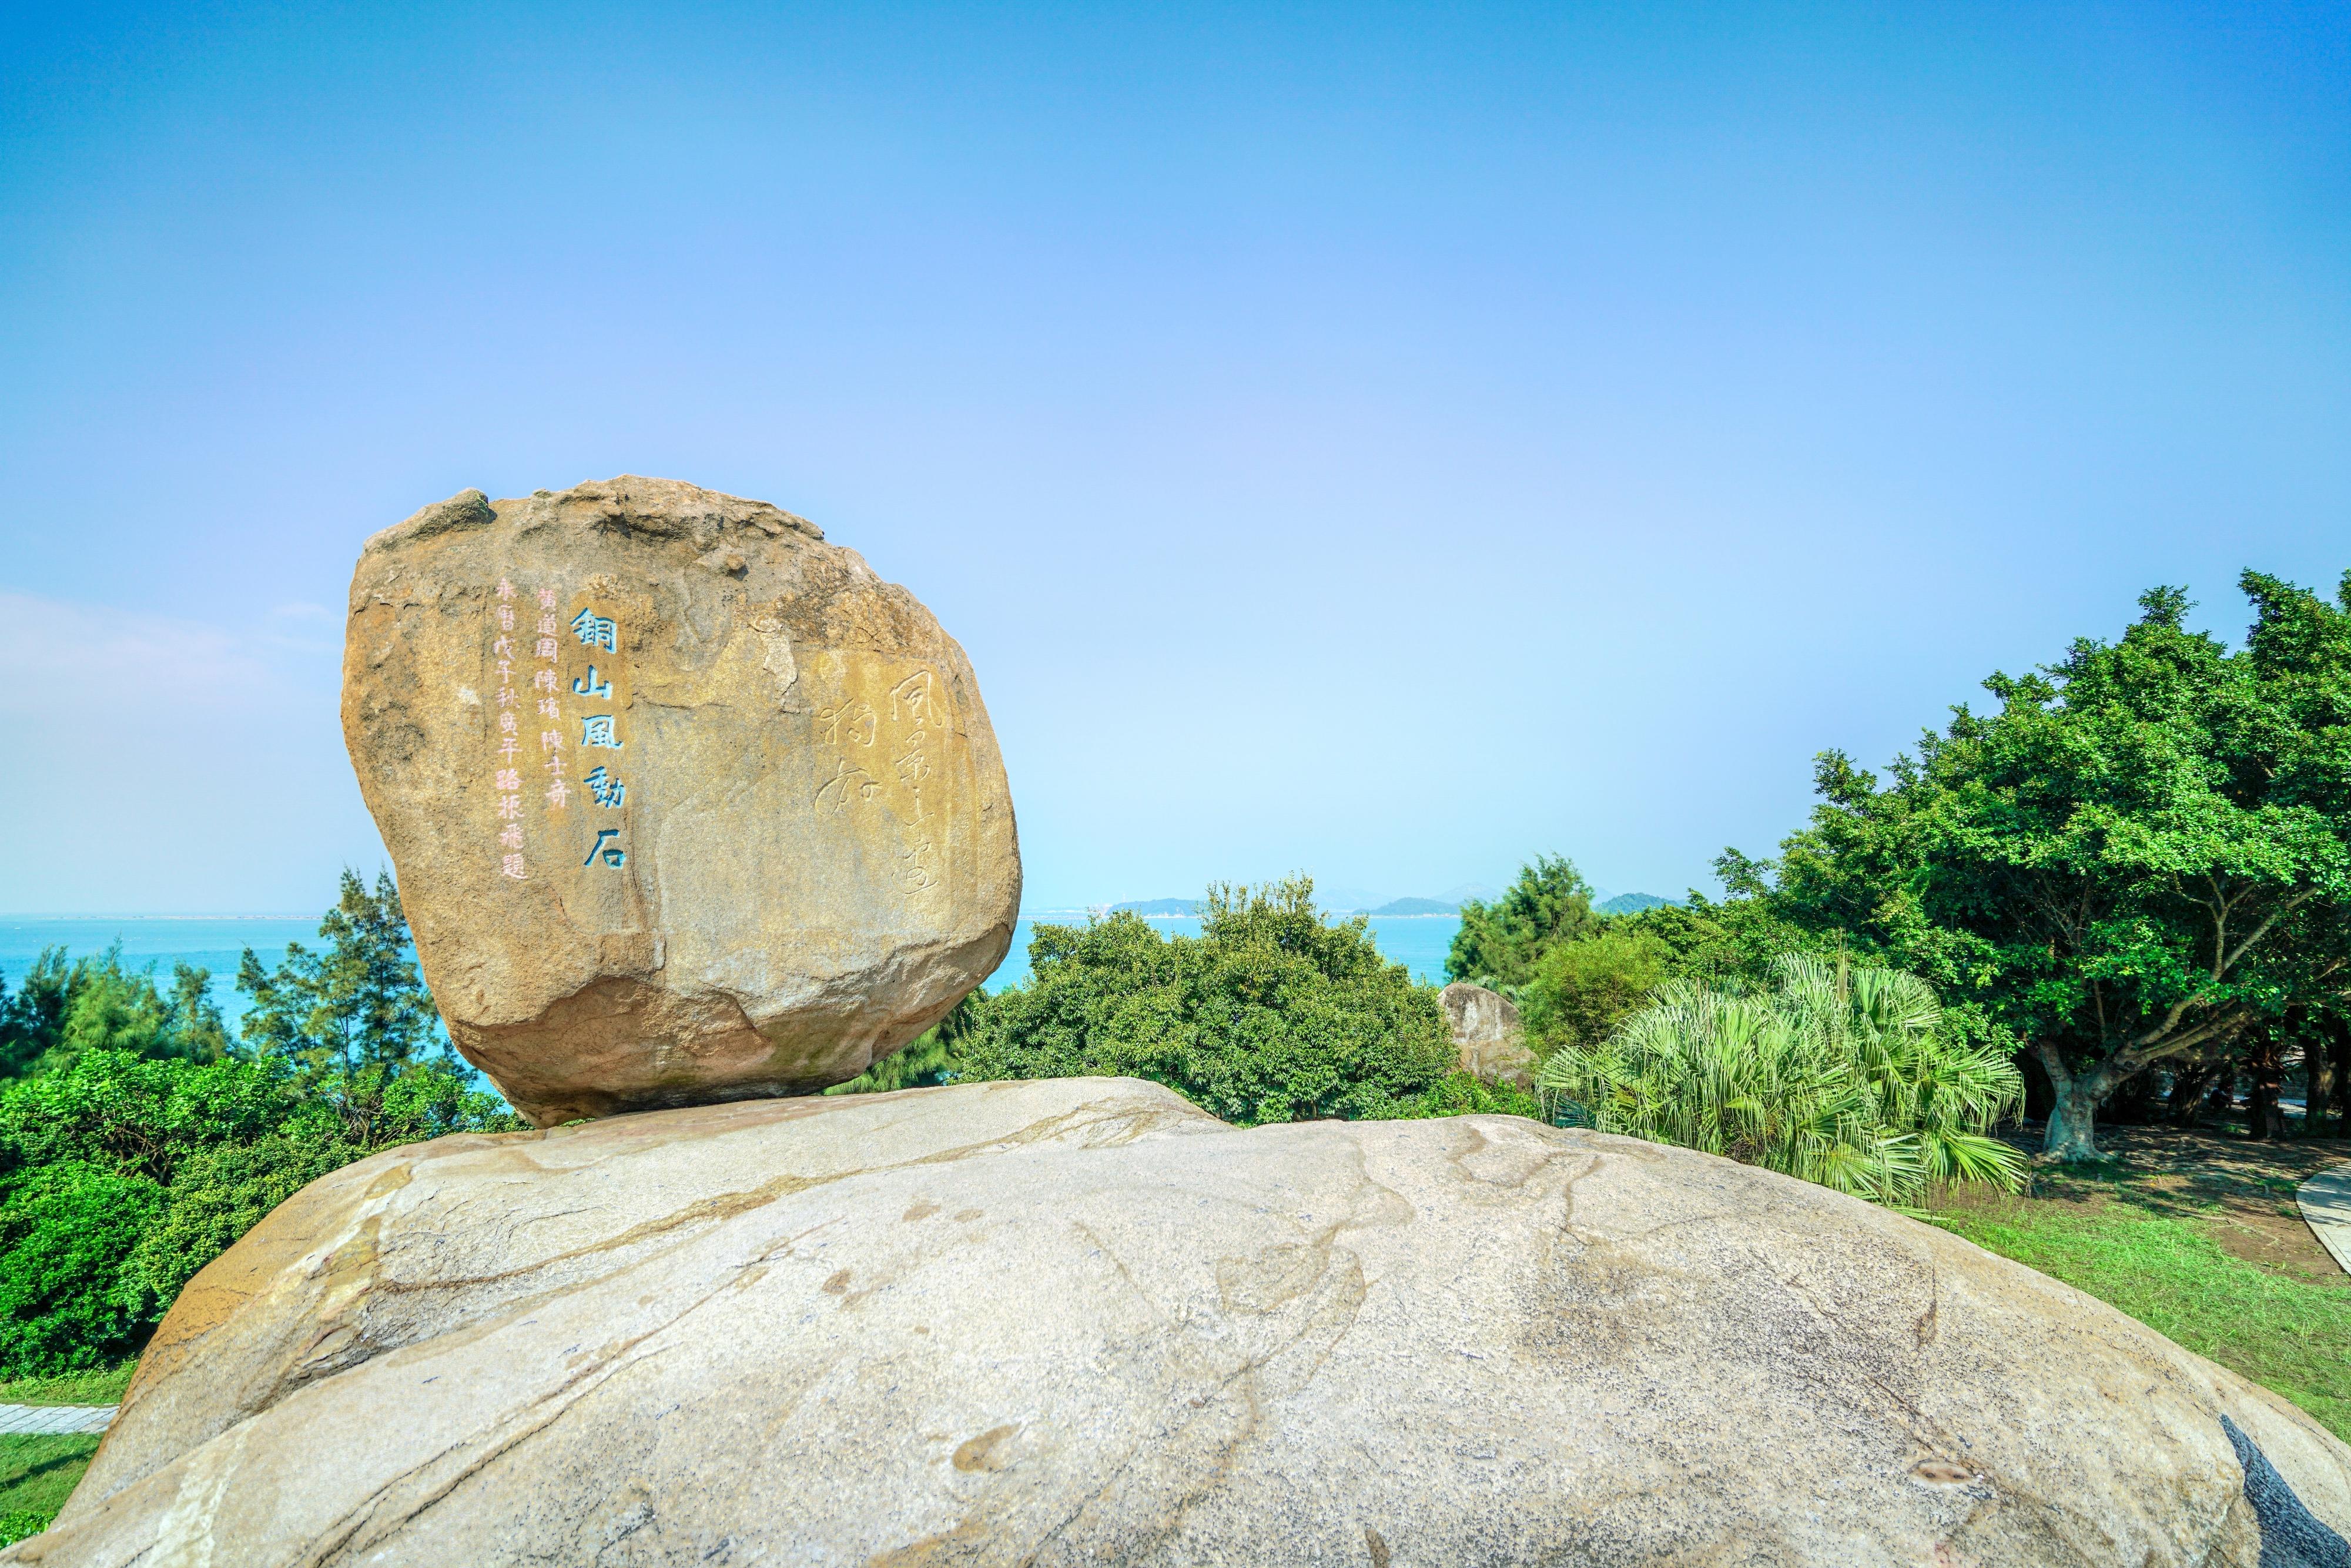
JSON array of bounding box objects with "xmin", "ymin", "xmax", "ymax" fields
[{"xmin": 19, "ymin": 1080, "xmax": 2351, "ymax": 1566}]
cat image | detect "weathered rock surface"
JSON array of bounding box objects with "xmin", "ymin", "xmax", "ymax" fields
[
  {"xmin": 27, "ymin": 1080, "xmax": 2351, "ymax": 1566},
  {"xmin": 1442, "ymin": 980, "xmax": 1536, "ymax": 1089},
  {"xmin": 340, "ymin": 477, "xmax": 1020, "ymax": 1124}
]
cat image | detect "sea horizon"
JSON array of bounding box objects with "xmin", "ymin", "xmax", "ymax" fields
[{"xmin": 1, "ymin": 910, "xmax": 1465, "ymax": 1026}]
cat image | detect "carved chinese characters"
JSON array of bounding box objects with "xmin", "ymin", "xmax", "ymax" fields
[
  {"xmin": 815, "ymin": 664, "xmax": 953, "ymax": 899},
  {"xmin": 565, "ymin": 603, "xmax": 631, "ymax": 870},
  {"xmin": 343, "ymin": 477, "xmax": 1020, "ymax": 1125},
  {"xmin": 488, "ymin": 579, "xmax": 530, "ymax": 879},
  {"xmin": 485, "ymin": 579, "xmax": 575, "ymax": 880}
]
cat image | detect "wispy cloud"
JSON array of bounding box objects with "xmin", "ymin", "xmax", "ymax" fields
[
  {"xmin": 0, "ymin": 589, "xmax": 371, "ymax": 912},
  {"xmin": 0, "ymin": 587, "xmax": 349, "ymax": 725}
]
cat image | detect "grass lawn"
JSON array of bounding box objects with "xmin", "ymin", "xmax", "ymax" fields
[
  {"xmin": 0, "ymin": 1361, "xmax": 132, "ymax": 1544},
  {"xmin": 0, "ymin": 1362, "xmax": 135, "ymax": 1408},
  {"xmin": 0, "ymin": 1434, "xmax": 103, "ymax": 1545},
  {"xmin": 1925, "ymin": 1124, "xmax": 2350, "ymax": 1440}
]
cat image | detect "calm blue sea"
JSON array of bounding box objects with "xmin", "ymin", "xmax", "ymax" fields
[
  {"xmin": 0, "ymin": 912, "xmax": 1461, "ymax": 1033},
  {"xmin": 0, "ymin": 917, "xmax": 325, "ymax": 1030}
]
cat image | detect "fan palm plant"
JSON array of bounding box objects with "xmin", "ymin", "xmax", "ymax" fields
[{"xmin": 1536, "ymin": 951, "xmax": 2023, "ymax": 1204}]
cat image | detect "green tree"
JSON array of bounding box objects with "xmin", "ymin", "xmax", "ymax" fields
[
  {"xmin": 964, "ymin": 877, "xmax": 1458, "ymax": 1124},
  {"xmin": 0, "ymin": 1045, "xmax": 514, "ymax": 1377},
  {"xmin": 0, "ymin": 1051, "xmax": 296, "ymax": 1373},
  {"xmin": 1465, "ymin": 875, "xmax": 1808, "ymax": 1058},
  {"xmin": 1, "ymin": 947, "xmax": 230, "ymax": 1077},
  {"xmin": 1518, "ymin": 924, "xmax": 1679, "ymax": 1053},
  {"xmin": 1538, "ymin": 952, "xmax": 2024, "ymax": 1205},
  {"xmin": 1444, "ymin": 855, "xmax": 1600, "ymax": 990},
  {"xmin": 0, "ymin": 950, "xmax": 75, "ymax": 1077},
  {"xmin": 239, "ymin": 869, "xmax": 451, "ymax": 1139},
  {"xmin": 1745, "ymin": 577, "xmax": 2351, "ymax": 1160},
  {"xmin": 825, "ymin": 992, "xmax": 990, "ymax": 1095},
  {"xmin": 0, "ymin": 876, "xmax": 518, "ymax": 1378}
]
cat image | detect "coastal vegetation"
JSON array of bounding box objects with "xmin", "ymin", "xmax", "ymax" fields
[
  {"xmin": 0, "ymin": 873, "xmax": 514, "ymax": 1378},
  {"xmin": 1536, "ymin": 953, "xmax": 2025, "ymax": 1205},
  {"xmin": 1716, "ymin": 575, "xmax": 2351, "ymax": 1161},
  {"xmin": 838, "ymin": 877, "xmax": 1540, "ymax": 1123}
]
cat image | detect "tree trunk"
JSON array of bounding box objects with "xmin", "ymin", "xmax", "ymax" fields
[
  {"xmin": 2305, "ymin": 1033, "xmax": 2334, "ymax": 1138},
  {"xmin": 2168, "ymin": 1060, "xmax": 2218, "ymax": 1128},
  {"xmin": 2044, "ymin": 1080, "xmax": 2102, "ymax": 1160},
  {"xmin": 2245, "ymin": 1034, "xmax": 2285, "ymax": 1141},
  {"xmin": 2035, "ymin": 1040, "xmax": 2121, "ymax": 1161},
  {"xmin": 2330, "ymin": 1021, "xmax": 2351, "ymax": 1139}
]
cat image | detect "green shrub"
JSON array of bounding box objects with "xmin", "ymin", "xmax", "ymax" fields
[
  {"xmin": 131, "ymin": 1134, "xmax": 360, "ymax": 1304},
  {"xmin": 1, "ymin": 1508, "xmax": 52, "ymax": 1549},
  {"xmin": 1445, "ymin": 856, "xmax": 1599, "ymax": 990},
  {"xmin": 0, "ymin": 1161, "xmax": 163, "ymax": 1372},
  {"xmin": 825, "ymin": 994, "xmax": 988, "ymax": 1095},
  {"xmin": 963, "ymin": 879, "xmax": 1458, "ymax": 1125},
  {"xmin": 1375, "ymin": 1070, "xmax": 1546, "ymax": 1122},
  {"xmin": 0, "ymin": 1050, "xmax": 514, "ymax": 1378},
  {"xmin": 1518, "ymin": 924, "xmax": 1679, "ymax": 1053},
  {"xmin": 0, "ymin": 872, "xmax": 524, "ymax": 1381},
  {"xmin": 1538, "ymin": 952, "xmax": 2024, "ymax": 1204}
]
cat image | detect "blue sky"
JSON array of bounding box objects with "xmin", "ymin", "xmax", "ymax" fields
[{"xmin": 2, "ymin": 1, "xmax": 2346, "ymax": 913}]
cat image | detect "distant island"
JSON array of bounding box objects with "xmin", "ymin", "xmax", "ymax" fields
[
  {"xmin": 1361, "ymin": 897, "xmax": 1458, "ymax": 916},
  {"xmin": 1101, "ymin": 892, "xmax": 1677, "ymax": 919},
  {"xmin": 1597, "ymin": 892, "xmax": 1673, "ymax": 914}
]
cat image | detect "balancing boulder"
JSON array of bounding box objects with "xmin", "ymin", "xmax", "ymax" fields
[{"xmin": 340, "ymin": 477, "xmax": 1020, "ymax": 1124}]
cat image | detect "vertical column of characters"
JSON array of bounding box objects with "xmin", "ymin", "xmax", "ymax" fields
[
  {"xmin": 888, "ymin": 671, "xmax": 941, "ymax": 894},
  {"xmin": 570, "ymin": 604, "xmax": 629, "ymax": 870},
  {"xmin": 490, "ymin": 578, "xmax": 527, "ymax": 880},
  {"xmin": 532, "ymin": 586, "xmax": 567, "ymax": 815}
]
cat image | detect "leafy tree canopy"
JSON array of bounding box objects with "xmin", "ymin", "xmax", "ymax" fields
[
  {"xmin": 962, "ymin": 877, "xmax": 1461, "ymax": 1124},
  {"xmin": 0, "ymin": 870, "xmax": 518, "ymax": 1376},
  {"xmin": 1451, "ymin": 857, "xmax": 1811, "ymax": 1056},
  {"xmin": 237, "ymin": 870, "xmax": 440, "ymax": 1084},
  {"xmin": 1444, "ymin": 855, "xmax": 1601, "ymax": 990},
  {"xmin": 1, "ymin": 946, "xmax": 229, "ymax": 1078},
  {"xmin": 1734, "ymin": 574, "xmax": 2351, "ymax": 1158}
]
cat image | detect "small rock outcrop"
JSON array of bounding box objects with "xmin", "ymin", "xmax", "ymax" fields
[
  {"xmin": 340, "ymin": 477, "xmax": 1020, "ymax": 1124},
  {"xmin": 1442, "ymin": 980, "xmax": 1536, "ymax": 1088},
  {"xmin": 32, "ymin": 1080, "xmax": 2351, "ymax": 1566}
]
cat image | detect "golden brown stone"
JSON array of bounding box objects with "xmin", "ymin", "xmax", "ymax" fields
[{"xmin": 338, "ymin": 477, "xmax": 1020, "ymax": 1124}]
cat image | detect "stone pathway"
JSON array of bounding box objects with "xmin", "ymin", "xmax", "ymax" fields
[
  {"xmin": 0, "ymin": 1403, "xmax": 115, "ymax": 1436},
  {"xmin": 2299, "ymin": 1161, "xmax": 2351, "ymax": 1275}
]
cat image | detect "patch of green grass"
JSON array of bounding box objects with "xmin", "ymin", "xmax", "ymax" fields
[
  {"xmin": 0, "ymin": 1433, "xmax": 103, "ymax": 1544},
  {"xmin": 1927, "ymin": 1197, "xmax": 2351, "ymax": 1440},
  {"xmin": 0, "ymin": 1362, "xmax": 135, "ymax": 1408}
]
